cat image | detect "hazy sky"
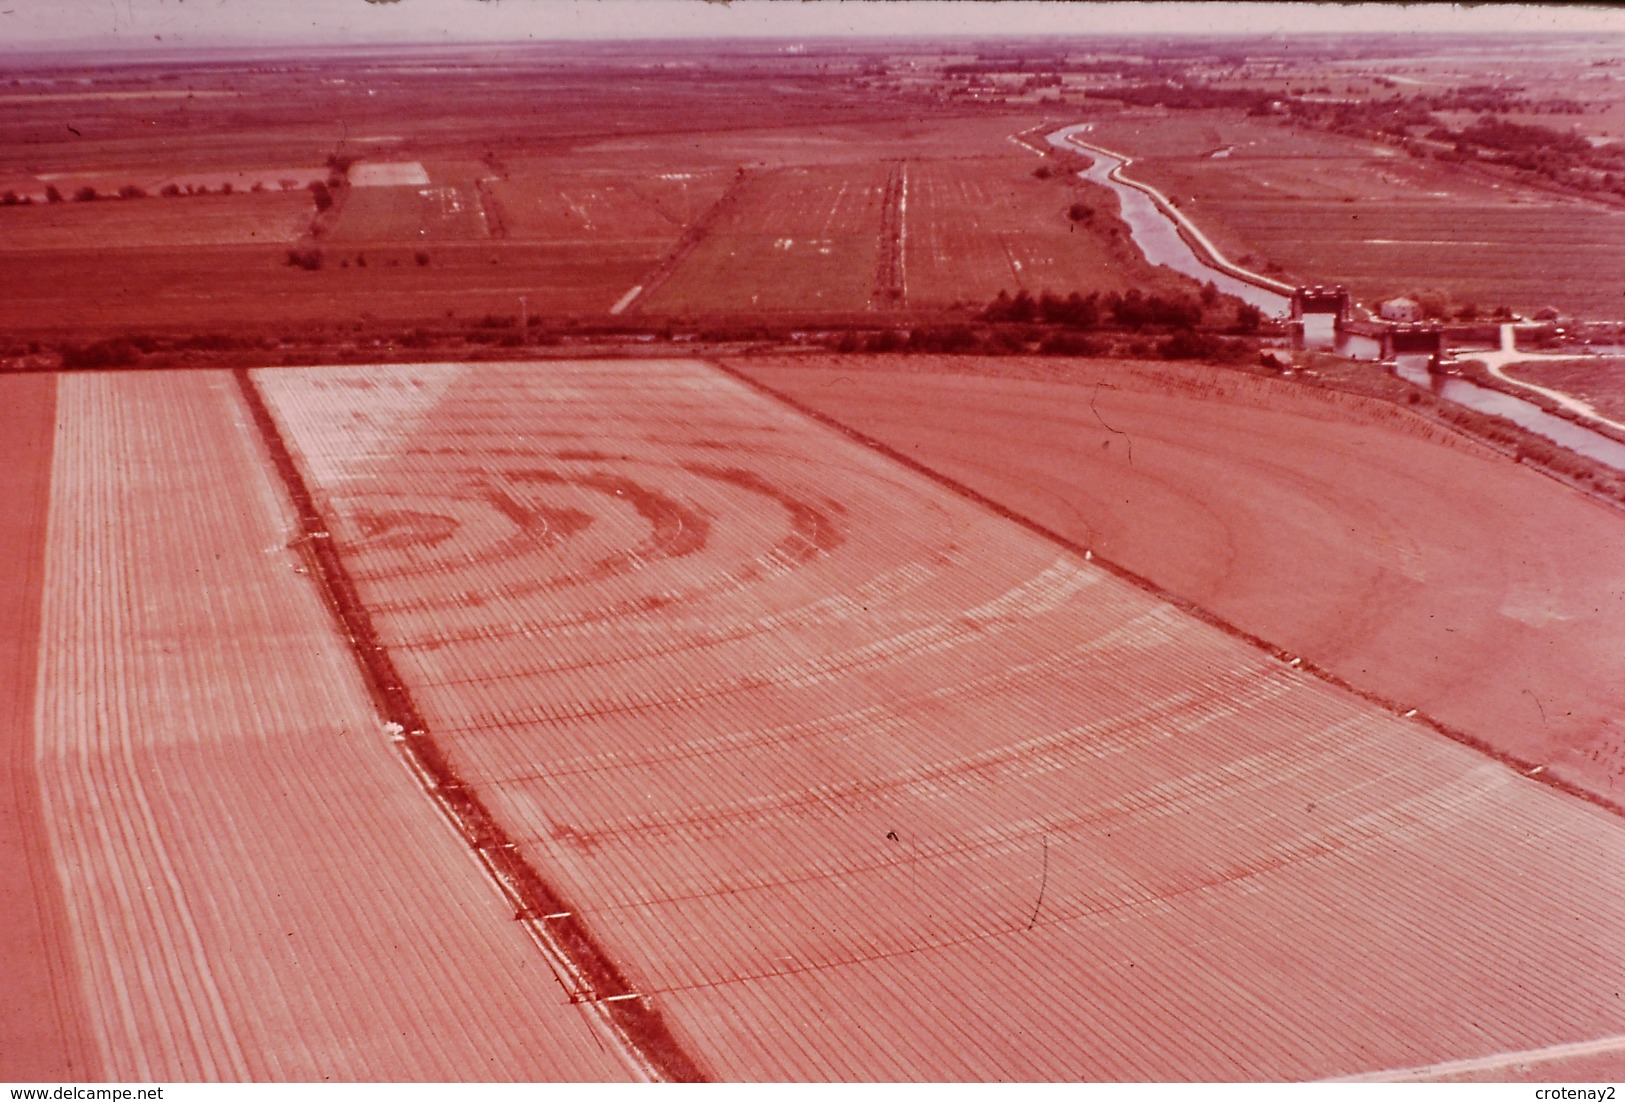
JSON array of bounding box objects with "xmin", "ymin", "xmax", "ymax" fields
[{"xmin": 3, "ymin": 1, "xmax": 1622, "ymax": 52}]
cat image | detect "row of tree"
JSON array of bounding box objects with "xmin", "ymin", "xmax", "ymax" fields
[{"xmin": 980, "ymin": 287, "xmax": 1260, "ymax": 334}]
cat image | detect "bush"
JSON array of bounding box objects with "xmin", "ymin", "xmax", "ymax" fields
[
  {"xmin": 309, "ymin": 180, "xmax": 333, "ymax": 212},
  {"xmin": 285, "ymin": 248, "xmax": 325, "ymax": 271},
  {"xmin": 117, "ymin": 184, "xmax": 147, "ymax": 200},
  {"xmin": 414, "ymin": 250, "xmax": 431, "ymax": 267},
  {"xmin": 44, "ymin": 185, "xmax": 62, "ymax": 204},
  {"xmin": 1039, "ymin": 331, "xmax": 1101, "ymax": 356},
  {"xmin": 60, "ymin": 338, "xmax": 139, "ymax": 369},
  {"xmin": 73, "ymin": 186, "xmax": 99, "ymax": 202}
]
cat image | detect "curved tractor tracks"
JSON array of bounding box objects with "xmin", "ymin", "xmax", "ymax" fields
[{"xmin": 232, "ymin": 367, "xmax": 709, "ymax": 1084}]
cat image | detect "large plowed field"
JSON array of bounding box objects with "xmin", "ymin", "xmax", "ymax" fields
[
  {"xmin": 10, "ymin": 371, "xmax": 630, "ymax": 1081},
  {"xmin": 249, "ymin": 357, "xmax": 1625, "ymax": 1081},
  {"xmin": 635, "ymin": 164, "xmax": 890, "ymax": 314},
  {"xmin": 736, "ymin": 356, "xmax": 1625, "ymax": 810}
]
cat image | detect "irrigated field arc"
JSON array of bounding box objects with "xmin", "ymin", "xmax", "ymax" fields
[{"xmin": 250, "ymin": 357, "xmax": 1625, "ymax": 1081}]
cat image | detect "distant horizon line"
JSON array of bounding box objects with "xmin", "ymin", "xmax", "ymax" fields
[{"xmin": 4, "ymin": 25, "xmax": 1621, "ymax": 60}]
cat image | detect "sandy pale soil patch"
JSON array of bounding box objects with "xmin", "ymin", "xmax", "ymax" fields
[
  {"xmin": 1505, "ymin": 358, "xmax": 1625, "ymax": 425},
  {"xmin": 350, "ymin": 162, "xmax": 432, "ymax": 188}
]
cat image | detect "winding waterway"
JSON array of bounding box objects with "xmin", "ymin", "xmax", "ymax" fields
[{"xmin": 1394, "ymin": 361, "xmax": 1625, "ymax": 470}]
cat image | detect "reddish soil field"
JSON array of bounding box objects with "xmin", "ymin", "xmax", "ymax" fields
[
  {"xmin": 736, "ymin": 355, "xmax": 1625, "ymax": 810},
  {"xmin": 0, "ymin": 53, "xmax": 1037, "ymax": 337},
  {"xmin": 488, "ymin": 165, "xmax": 733, "ymax": 241},
  {"xmin": 0, "ymin": 374, "xmax": 100, "ymax": 1081},
  {"xmin": 259, "ymin": 358, "xmax": 1625, "ymax": 1081},
  {"xmin": 638, "ymin": 162, "xmax": 891, "ymax": 314},
  {"xmin": 30, "ymin": 371, "xmax": 629, "ymax": 1080}
]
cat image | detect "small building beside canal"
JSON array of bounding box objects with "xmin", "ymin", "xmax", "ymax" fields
[{"xmin": 1379, "ymin": 297, "xmax": 1424, "ymax": 323}]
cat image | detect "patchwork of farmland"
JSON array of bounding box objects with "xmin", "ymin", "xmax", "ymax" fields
[
  {"xmin": 0, "ymin": 243, "xmax": 652, "ymax": 330},
  {"xmin": 235, "ymin": 357, "xmax": 1625, "ymax": 1082},
  {"xmin": 6, "ymin": 370, "xmax": 632, "ymax": 1081},
  {"xmin": 737, "ymin": 355, "xmax": 1625, "ymax": 808}
]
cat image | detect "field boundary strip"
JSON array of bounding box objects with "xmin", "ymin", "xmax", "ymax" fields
[
  {"xmin": 229, "ymin": 367, "xmax": 710, "ymax": 1084},
  {"xmin": 708, "ymin": 358, "xmax": 1625, "ymax": 823}
]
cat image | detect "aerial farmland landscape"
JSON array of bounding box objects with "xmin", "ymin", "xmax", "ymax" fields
[{"xmin": 6, "ymin": 0, "xmax": 1625, "ymax": 1086}]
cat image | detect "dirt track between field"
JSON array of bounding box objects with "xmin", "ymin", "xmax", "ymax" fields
[
  {"xmin": 735, "ymin": 355, "xmax": 1625, "ymax": 810},
  {"xmin": 24, "ymin": 371, "xmax": 636, "ymax": 1080}
]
